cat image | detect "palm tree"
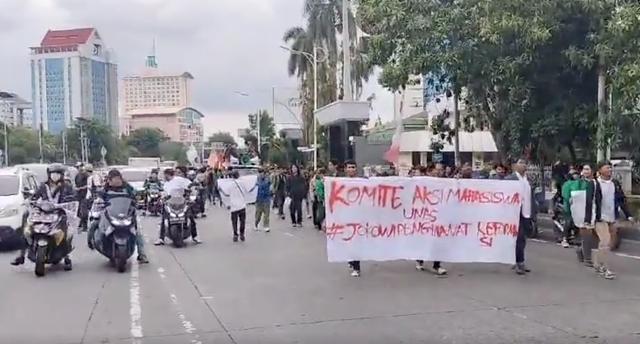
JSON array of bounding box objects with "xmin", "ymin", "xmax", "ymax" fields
[{"xmin": 283, "ymin": 0, "xmax": 372, "ymax": 147}]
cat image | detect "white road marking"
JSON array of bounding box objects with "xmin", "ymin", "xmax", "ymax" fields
[
  {"xmin": 129, "ymin": 259, "xmax": 143, "ymax": 342},
  {"xmin": 529, "ymin": 237, "xmax": 640, "ymax": 260},
  {"xmin": 283, "ymin": 232, "xmax": 294, "ymax": 237},
  {"xmin": 614, "ymin": 253, "xmax": 640, "ymax": 260}
]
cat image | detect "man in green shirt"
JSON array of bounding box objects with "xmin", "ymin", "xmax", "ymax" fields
[{"xmin": 313, "ymin": 169, "xmax": 326, "ymax": 230}]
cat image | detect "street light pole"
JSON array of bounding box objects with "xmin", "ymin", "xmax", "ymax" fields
[
  {"xmin": 312, "ymin": 47, "xmax": 319, "ymax": 169},
  {"xmin": 279, "ymin": 45, "xmax": 327, "ymax": 169}
]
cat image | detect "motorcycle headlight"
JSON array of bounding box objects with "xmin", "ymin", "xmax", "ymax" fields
[
  {"xmin": 109, "ymin": 217, "xmax": 133, "ymax": 226},
  {"xmin": 189, "ymin": 195, "xmax": 197, "ymax": 201},
  {"xmin": 33, "ymin": 224, "xmax": 51, "ymax": 233},
  {"xmin": 0, "ymin": 207, "xmax": 19, "ymax": 218}
]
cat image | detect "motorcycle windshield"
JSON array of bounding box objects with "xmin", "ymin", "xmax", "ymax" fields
[
  {"xmin": 167, "ymin": 196, "xmax": 186, "ymax": 210},
  {"xmin": 106, "ymin": 197, "xmax": 134, "ymax": 219}
]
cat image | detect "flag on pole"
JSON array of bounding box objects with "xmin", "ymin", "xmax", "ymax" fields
[{"xmin": 384, "ymin": 90, "xmax": 405, "ymax": 164}]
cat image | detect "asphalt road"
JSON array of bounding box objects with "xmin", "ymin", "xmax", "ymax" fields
[{"xmin": 1, "ymin": 205, "xmax": 639, "ymax": 344}]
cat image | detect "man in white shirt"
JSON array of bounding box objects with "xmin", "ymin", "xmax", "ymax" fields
[
  {"xmin": 508, "ymin": 160, "xmax": 534, "ymax": 275},
  {"xmin": 218, "ymin": 169, "xmax": 255, "ymax": 242},
  {"xmin": 591, "ymin": 162, "xmax": 632, "ymax": 279},
  {"xmin": 155, "ymin": 167, "xmax": 200, "ymax": 245}
]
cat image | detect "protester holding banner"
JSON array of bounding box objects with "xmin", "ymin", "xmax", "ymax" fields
[
  {"xmin": 340, "ymin": 160, "xmax": 363, "ymax": 277},
  {"xmin": 412, "ymin": 166, "xmax": 447, "ymax": 275},
  {"xmin": 217, "ymin": 170, "xmax": 255, "ymax": 242},
  {"xmin": 507, "ymin": 160, "xmax": 534, "ymax": 275}
]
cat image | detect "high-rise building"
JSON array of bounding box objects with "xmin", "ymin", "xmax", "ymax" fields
[
  {"xmin": 30, "ymin": 27, "xmax": 119, "ymax": 134},
  {"xmin": 121, "ymin": 44, "xmax": 202, "ymax": 144},
  {"xmin": 0, "ymin": 90, "xmax": 34, "ymax": 127},
  {"xmin": 122, "ymin": 47, "xmax": 194, "ymax": 111}
]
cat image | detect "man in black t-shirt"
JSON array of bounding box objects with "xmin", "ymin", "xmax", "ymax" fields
[{"xmin": 74, "ymin": 164, "xmax": 89, "ymax": 231}]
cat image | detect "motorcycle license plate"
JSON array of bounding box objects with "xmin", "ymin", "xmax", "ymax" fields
[
  {"xmin": 37, "ymin": 239, "xmax": 48, "ymax": 246},
  {"xmin": 169, "ymin": 217, "xmax": 185, "ymax": 223}
]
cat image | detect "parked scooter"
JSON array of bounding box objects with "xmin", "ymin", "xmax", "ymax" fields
[
  {"xmin": 24, "ymin": 200, "xmax": 76, "ymax": 277},
  {"xmin": 94, "ymin": 195, "xmax": 137, "ymax": 272}
]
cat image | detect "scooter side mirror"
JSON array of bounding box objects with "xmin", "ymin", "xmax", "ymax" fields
[{"xmin": 22, "ymin": 187, "xmax": 35, "ymax": 199}]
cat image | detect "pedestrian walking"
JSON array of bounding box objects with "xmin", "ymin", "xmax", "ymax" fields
[
  {"xmin": 254, "ymin": 168, "xmax": 272, "ymax": 232},
  {"xmin": 218, "ymin": 170, "xmax": 255, "ymax": 242}
]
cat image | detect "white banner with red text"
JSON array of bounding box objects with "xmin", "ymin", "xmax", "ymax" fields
[{"xmin": 323, "ymin": 177, "xmax": 524, "ymax": 264}]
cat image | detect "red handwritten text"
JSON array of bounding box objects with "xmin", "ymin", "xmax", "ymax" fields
[
  {"xmin": 327, "ymin": 221, "xmax": 471, "ymax": 241},
  {"xmin": 328, "ymin": 181, "xmax": 403, "ymax": 213},
  {"xmin": 477, "ymin": 222, "xmax": 518, "ymax": 247},
  {"xmin": 412, "ymin": 186, "xmax": 520, "ymax": 206},
  {"xmin": 402, "ymin": 207, "xmax": 438, "ymax": 222}
]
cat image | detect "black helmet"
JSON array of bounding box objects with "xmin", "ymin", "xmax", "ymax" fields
[
  {"xmin": 151, "ymin": 168, "xmax": 159, "ymax": 174},
  {"xmin": 47, "ymin": 163, "xmax": 66, "ymax": 175}
]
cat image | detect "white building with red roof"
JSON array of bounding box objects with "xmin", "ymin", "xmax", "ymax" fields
[{"xmin": 29, "ymin": 27, "xmax": 119, "ymax": 134}]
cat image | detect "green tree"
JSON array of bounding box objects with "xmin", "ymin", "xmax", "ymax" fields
[
  {"xmin": 207, "ymin": 131, "xmax": 236, "ymax": 146},
  {"xmin": 243, "ymin": 110, "xmax": 276, "ymax": 160},
  {"xmin": 283, "ymin": 0, "xmax": 373, "ymax": 149},
  {"xmin": 358, "ymin": 0, "xmax": 640, "ymax": 162},
  {"xmin": 125, "ymin": 128, "xmax": 169, "ymax": 157},
  {"xmin": 64, "ymin": 118, "xmax": 120, "ymax": 163},
  {"xmin": 159, "ymin": 142, "xmax": 188, "ymax": 164}
]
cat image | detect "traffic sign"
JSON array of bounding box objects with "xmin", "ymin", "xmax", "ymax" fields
[{"xmin": 100, "ymin": 146, "xmax": 107, "ymax": 157}]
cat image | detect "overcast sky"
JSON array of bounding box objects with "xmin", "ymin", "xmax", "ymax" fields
[{"xmin": 0, "ymin": 0, "xmax": 394, "ymax": 141}]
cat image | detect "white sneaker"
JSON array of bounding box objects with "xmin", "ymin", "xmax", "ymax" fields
[
  {"xmin": 561, "ymin": 239, "xmax": 570, "ymax": 248},
  {"xmin": 154, "ymin": 238, "xmax": 165, "ymax": 246},
  {"xmin": 350, "ymin": 270, "xmax": 360, "ymax": 277},
  {"xmin": 263, "ymin": 227, "xmax": 270, "ymax": 233},
  {"xmin": 307, "ymin": 215, "xmax": 312, "ymax": 219},
  {"xmin": 192, "ymin": 236, "xmax": 201, "ymax": 244},
  {"xmin": 431, "ymin": 267, "xmax": 447, "ymax": 275},
  {"xmin": 415, "ymin": 262, "xmax": 424, "ymax": 271},
  {"xmin": 254, "ymin": 226, "xmax": 260, "ymax": 231}
]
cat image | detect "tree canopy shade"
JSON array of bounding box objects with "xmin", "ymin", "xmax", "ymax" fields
[
  {"xmin": 207, "ymin": 132, "xmax": 236, "ymax": 146},
  {"xmin": 357, "ymin": 0, "xmax": 640, "ymax": 162},
  {"xmin": 0, "ymin": 118, "xmax": 189, "ymax": 165}
]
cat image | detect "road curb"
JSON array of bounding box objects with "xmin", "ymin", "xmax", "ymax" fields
[{"xmin": 536, "ymin": 214, "xmax": 640, "ymax": 242}]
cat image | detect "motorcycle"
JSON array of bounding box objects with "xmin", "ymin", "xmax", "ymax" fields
[
  {"xmin": 145, "ymin": 187, "xmax": 162, "ymax": 216},
  {"xmin": 134, "ymin": 190, "xmax": 147, "ymax": 210},
  {"xmin": 165, "ymin": 194, "xmax": 192, "ymax": 247},
  {"xmin": 89, "ymin": 195, "xmax": 104, "ymax": 230},
  {"xmin": 24, "ymin": 200, "xmax": 77, "ymax": 277},
  {"xmin": 95, "ymin": 195, "xmax": 137, "ymax": 273},
  {"xmin": 551, "ymin": 200, "xmax": 579, "ymax": 245},
  {"xmin": 189, "ymin": 184, "xmax": 206, "ymax": 218}
]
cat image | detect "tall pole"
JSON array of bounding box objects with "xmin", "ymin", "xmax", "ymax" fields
[
  {"xmin": 313, "ymin": 46, "xmax": 319, "ymax": 169},
  {"xmin": 597, "ymin": 55, "xmax": 607, "ymax": 163},
  {"xmin": 3, "ymin": 120, "xmax": 8, "ymax": 166},
  {"xmin": 342, "ymin": 0, "xmax": 352, "ymax": 101},
  {"xmin": 62, "ymin": 130, "xmax": 67, "ymax": 165},
  {"xmin": 38, "ymin": 123, "xmax": 44, "ymax": 163},
  {"xmin": 271, "ymin": 86, "xmax": 276, "ymax": 151}
]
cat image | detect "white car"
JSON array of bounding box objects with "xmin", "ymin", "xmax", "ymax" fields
[{"xmin": 0, "ymin": 168, "xmax": 39, "ymax": 247}]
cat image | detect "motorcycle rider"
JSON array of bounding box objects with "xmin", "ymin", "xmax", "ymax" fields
[
  {"xmin": 11, "ymin": 163, "xmax": 75, "ymax": 270},
  {"xmin": 187, "ymin": 169, "xmax": 197, "ymax": 182},
  {"xmin": 154, "ymin": 166, "xmax": 200, "ymax": 245},
  {"xmin": 144, "ymin": 168, "xmax": 162, "ymax": 189},
  {"xmin": 88, "ymin": 169, "xmax": 149, "ymax": 264}
]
